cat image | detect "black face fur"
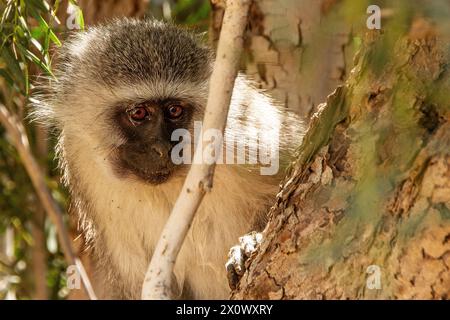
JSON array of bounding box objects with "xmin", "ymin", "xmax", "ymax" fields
[{"xmin": 110, "ymin": 98, "xmax": 195, "ymax": 184}]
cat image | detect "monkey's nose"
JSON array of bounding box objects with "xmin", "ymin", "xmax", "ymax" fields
[{"xmin": 151, "ymin": 144, "xmax": 166, "ymax": 158}]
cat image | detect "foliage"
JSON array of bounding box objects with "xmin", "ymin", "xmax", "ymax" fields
[{"xmin": 0, "ymin": 0, "xmax": 76, "ymax": 300}]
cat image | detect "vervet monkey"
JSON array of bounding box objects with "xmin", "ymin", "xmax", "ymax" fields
[{"xmin": 33, "ymin": 19, "xmax": 303, "ymax": 299}]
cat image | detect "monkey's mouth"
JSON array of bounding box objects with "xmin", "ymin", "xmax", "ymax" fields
[
  {"xmin": 132, "ymin": 167, "xmax": 173, "ymax": 184},
  {"xmin": 110, "ymin": 147, "xmax": 179, "ymax": 185}
]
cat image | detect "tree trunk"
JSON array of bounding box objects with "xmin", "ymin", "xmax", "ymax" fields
[
  {"xmin": 232, "ymin": 15, "xmax": 450, "ymax": 299},
  {"xmin": 211, "ymin": 0, "xmax": 352, "ymax": 118}
]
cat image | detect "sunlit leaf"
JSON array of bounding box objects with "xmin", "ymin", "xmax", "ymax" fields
[{"xmin": 15, "ymin": 42, "xmax": 53, "ymax": 77}]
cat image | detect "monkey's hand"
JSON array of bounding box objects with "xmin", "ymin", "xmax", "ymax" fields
[{"xmin": 225, "ymin": 231, "xmax": 263, "ymax": 290}]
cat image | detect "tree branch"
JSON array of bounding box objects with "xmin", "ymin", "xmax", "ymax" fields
[
  {"xmin": 141, "ymin": 0, "xmax": 252, "ymax": 300},
  {"xmin": 0, "ymin": 103, "xmax": 97, "ymax": 300}
]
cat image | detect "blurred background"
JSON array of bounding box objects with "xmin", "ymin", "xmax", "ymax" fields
[{"xmin": 1, "ymin": 0, "xmax": 449, "ymax": 299}]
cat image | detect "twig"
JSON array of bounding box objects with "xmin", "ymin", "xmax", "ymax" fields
[
  {"xmin": 0, "ymin": 103, "xmax": 97, "ymax": 300},
  {"xmin": 141, "ymin": 0, "xmax": 252, "ymax": 300}
]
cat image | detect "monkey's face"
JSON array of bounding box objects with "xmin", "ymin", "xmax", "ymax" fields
[
  {"xmin": 47, "ymin": 20, "xmax": 213, "ymax": 185},
  {"xmin": 110, "ymin": 98, "xmax": 195, "ymax": 184}
]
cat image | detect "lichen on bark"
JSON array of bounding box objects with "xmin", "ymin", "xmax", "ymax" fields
[{"xmin": 232, "ymin": 18, "xmax": 450, "ymax": 300}]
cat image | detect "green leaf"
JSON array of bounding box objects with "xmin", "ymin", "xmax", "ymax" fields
[
  {"xmin": 34, "ymin": 13, "xmax": 61, "ymax": 47},
  {"xmin": 30, "ymin": 37, "xmax": 43, "ymax": 52},
  {"xmin": 0, "ymin": 3, "xmax": 13, "ymax": 27},
  {"xmin": 30, "ymin": 25, "xmax": 45, "ymax": 40},
  {"xmin": 15, "ymin": 42, "xmax": 54, "ymax": 77},
  {"xmin": 18, "ymin": 16, "xmax": 30, "ymax": 36},
  {"xmin": 27, "ymin": 0, "xmax": 51, "ymax": 13},
  {"xmin": 74, "ymin": 5, "xmax": 85, "ymax": 30},
  {"xmin": 0, "ymin": 46, "xmax": 25, "ymax": 85},
  {"xmin": 0, "ymin": 68, "xmax": 14, "ymax": 87},
  {"xmin": 48, "ymin": 29, "xmax": 61, "ymax": 46}
]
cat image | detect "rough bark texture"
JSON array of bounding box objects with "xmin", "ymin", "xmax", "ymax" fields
[
  {"xmin": 212, "ymin": 0, "xmax": 352, "ymax": 119},
  {"xmin": 232, "ymin": 19, "xmax": 450, "ymax": 299}
]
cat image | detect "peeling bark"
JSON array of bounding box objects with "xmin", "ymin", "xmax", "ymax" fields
[
  {"xmin": 232, "ymin": 18, "xmax": 450, "ymax": 300},
  {"xmin": 212, "ymin": 0, "xmax": 352, "ymax": 118}
]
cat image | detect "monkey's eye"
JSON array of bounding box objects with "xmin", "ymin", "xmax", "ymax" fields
[
  {"xmin": 165, "ymin": 104, "xmax": 184, "ymax": 120},
  {"xmin": 127, "ymin": 106, "xmax": 149, "ymax": 123}
]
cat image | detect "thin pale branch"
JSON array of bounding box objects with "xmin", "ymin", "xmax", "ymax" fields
[
  {"xmin": 141, "ymin": 0, "xmax": 252, "ymax": 300},
  {"xmin": 0, "ymin": 103, "xmax": 97, "ymax": 300}
]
